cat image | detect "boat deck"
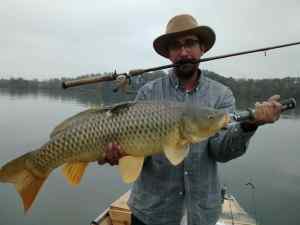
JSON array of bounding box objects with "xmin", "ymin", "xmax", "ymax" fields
[
  {"xmin": 91, "ymin": 191, "xmax": 256, "ymax": 225},
  {"xmin": 217, "ymin": 194, "xmax": 256, "ymax": 225}
]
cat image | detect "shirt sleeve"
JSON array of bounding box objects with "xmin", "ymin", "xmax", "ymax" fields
[{"xmin": 208, "ymin": 88, "xmax": 257, "ymax": 162}]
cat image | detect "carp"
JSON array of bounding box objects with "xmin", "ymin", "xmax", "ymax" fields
[{"xmin": 0, "ymin": 100, "xmax": 229, "ymax": 212}]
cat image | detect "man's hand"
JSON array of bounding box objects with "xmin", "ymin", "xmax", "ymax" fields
[
  {"xmin": 97, "ymin": 143, "xmax": 124, "ymax": 166},
  {"xmin": 253, "ymin": 95, "xmax": 282, "ymax": 125}
]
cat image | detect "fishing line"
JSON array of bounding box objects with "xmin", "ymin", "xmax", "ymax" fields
[{"xmin": 245, "ymin": 179, "xmax": 260, "ymax": 225}]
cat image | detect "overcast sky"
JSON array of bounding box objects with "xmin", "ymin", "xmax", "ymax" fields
[{"xmin": 1, "ymin": 0, "xmax": 300, "ymax": 80}]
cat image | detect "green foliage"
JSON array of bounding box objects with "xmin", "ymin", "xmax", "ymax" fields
[
  {"xmin": 204, "ymin": 71, "xmax": 300, "ymax": 109},
  {"xmin": 1, "ymin": 71, "xmax": 299, "ymax": 111}
]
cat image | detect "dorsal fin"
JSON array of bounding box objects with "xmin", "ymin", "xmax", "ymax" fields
[
  {"xmin": 50, "ymin": 108, "xmax": 104, "ymax": 138},
  {"xmin": 107, "ymin": 101, "xmax": 136, "ymax": 114},
  {"xmin": 50, "ymin": 101, "xmax": 137, "ymax": 138}
]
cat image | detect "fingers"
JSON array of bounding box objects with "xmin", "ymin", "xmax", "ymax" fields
[
  {"xmin": 268, "ymin": 94, "xmax": 283, "ymax": 111},
  {"xmin": 268, "ymin": 94, "xmax": 280, "ymax": 102},
  {"xmin": 107, "ymin": 143, "xmax": 122, "ymax": 166},
  {"xmin": 254, "ymin": 97, "xmax": 282, "ymax": 125},
  {"xmin": 97, "ymin": 158, "xmax": 106, "ymax": 165},
  {"xmin": 97, "ymin": 143, "xmax": 123, "ymax": 166}
]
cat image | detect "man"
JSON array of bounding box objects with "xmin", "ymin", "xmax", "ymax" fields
[{"xmin": 100, "ymin": 14, "xmax": 282, "ymax": 225}]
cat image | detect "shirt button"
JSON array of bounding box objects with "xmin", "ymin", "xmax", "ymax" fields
[
  {"xmin": 179, "ymin": 191, "xmax": 183, "ymax": 195},
  {"xmin": 184, "ymin": 171, "xmax": 188, "ymax": 176}
]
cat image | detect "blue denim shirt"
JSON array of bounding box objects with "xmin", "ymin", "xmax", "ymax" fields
[{"xmin": 128, "ymin": 69, "xmax": 256, "ymax": 225}]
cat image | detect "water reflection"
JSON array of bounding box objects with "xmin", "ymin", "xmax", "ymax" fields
[
  {"xmin": 1, "ymin": 87, "xmax": 299, "ymax": 115},
  {"xmin": 0, "ymin": 87, "xmax": 103, "ymax": 107},
  {"xmin": 220, "ymin": 119, "xmax": 300, "ymax": 225},
  {"xmin": 0, "ymin": 92, "xmax": 130, "ymax": 225}
]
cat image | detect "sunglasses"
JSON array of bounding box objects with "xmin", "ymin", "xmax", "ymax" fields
[{"xmin": 168, "ymin": 39, "xmax": 200, "ymax": 51}]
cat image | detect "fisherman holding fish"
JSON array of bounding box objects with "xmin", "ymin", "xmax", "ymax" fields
[
  {"xmin": 100, "ymin": 14, "xmax": 282, "ymax": 225},
  {"xmin": 0, "ymin": 14, "xmax": 283, "ymax": 225}
]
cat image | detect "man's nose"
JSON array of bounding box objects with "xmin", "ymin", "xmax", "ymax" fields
[{"xmin": 178, "ymin": 46, "xmax": 189, "ymax": 56}]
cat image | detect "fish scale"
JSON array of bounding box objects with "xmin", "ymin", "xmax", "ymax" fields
[
  {"xmin": 31, "ymin": 102, "xmax": 170, "ymax": 169},
  {"xmin": 0, "ymin": 100, "xmax": 229, "ymax": 212}
]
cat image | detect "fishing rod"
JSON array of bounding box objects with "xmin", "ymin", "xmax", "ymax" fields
[{"xmin": 62, "ymin": 41, "xmax": 300, "ymax": 89}]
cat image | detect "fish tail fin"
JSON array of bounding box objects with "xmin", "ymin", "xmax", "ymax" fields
[{"xmin": 0, "ymin": 153, "xmax": 49, "ymax": 213}]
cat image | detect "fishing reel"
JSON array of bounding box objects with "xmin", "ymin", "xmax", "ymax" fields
[
  {"xmin": 112, "ymin": 71, "xmax": 131, "ymax": 93},
  {"xmin": 112, "ymin": 69, "xmax": 145, "ymax": 94}
]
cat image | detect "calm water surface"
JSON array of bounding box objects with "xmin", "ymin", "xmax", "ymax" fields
[{"xmin": 0, "ymin": 93, "xmax": 299, "ymax": 225}]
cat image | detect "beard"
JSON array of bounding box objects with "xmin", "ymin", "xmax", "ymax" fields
[{"xmin": 175, "ymin": 59, "xmax": 198, "ymax": 81}]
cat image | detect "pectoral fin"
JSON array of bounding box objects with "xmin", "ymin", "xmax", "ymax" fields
[
  {"xmin": 190, "ymin": 135, "xmax": 209, "ymax": 143},
  {"xmin": 163, "ymin": 127, "xmax": 190, "ymax": 165},
  {"xmin": 62, "ymin": 162, "xmax": 88, "ymax": 186},
  {"xmin": 163, "ymin": 144, "xmax": 190, "ymax": 166},
  {"xmin": 118, "ymin": 156, "xmax": 144, "ymax": 183}
]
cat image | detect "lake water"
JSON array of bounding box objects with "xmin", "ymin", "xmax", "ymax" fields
[{"xmin": 0, "ymin": 92, "xmax": 299, "ymax": 225}]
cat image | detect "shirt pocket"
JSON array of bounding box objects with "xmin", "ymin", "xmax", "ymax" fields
[{"xmin": 139, "ymin": 155, "xmax": 173, "ymax": 190}]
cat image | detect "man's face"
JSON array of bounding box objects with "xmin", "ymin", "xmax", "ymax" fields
[{"xmin": 167, "ymin": 35, "xmax": 205, "ymax": 80}]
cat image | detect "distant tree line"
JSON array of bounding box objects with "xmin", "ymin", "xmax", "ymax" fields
[
  {"xmin": 204, "ymin": 71, "xmax": 300, "ymax": 109},
  {"xmin": 1, "ymin": 71, "xmax": 299, "ymax": 111}
]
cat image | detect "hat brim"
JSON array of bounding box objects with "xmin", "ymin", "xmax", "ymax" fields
[{"xmin": 153, "ymin": 26, "xmax": 216, "ymax": 58}]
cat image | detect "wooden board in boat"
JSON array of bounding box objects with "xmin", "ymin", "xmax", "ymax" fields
[{"xmin": 91, "ymin": 191, "xmax": 256, "ymax": 225}]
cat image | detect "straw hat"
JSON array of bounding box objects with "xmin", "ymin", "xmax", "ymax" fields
[{"xmin": 153, "ymin": 14, "xmax": 216, "ymax": 58}]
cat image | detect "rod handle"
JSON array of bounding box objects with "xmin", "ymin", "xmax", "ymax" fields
[
  {"xmin": 233, "ymin": 98, "xmax": 296, "ymax": 122},
  {"xmin": 62, "ymin": 75, "xmax": 115, "ymax": 89}
]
